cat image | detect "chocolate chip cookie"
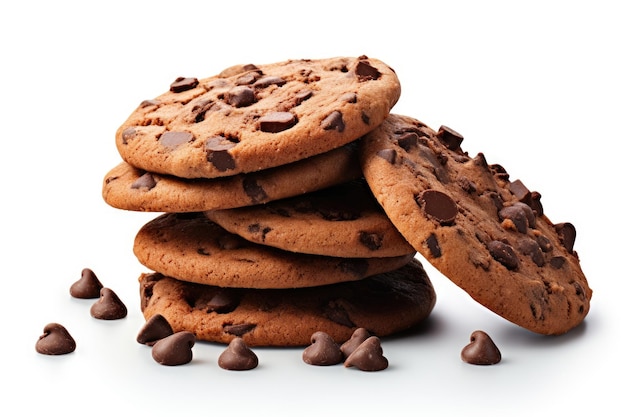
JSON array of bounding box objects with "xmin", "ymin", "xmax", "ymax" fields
[
  {"xmin": 116, "ymin": 56, "xmax": 400, "ymax": 179},
  {"xmin": 139, "ymin": 258, "xmax": 436, "ymax": 346},
  {"xmin": 205, "ymin": 179, "xmax": 415, "ymax": 258},
  {"xmin": 359, "ymin": 114, "xmax": 591, "ymax": 335},
  {"xmin": 102, "ymin": 142, "xmax": 361, "ymax": 212},
  {"xmin": 133, "ymin": 213, "xmax": 416, "ymax": 289}
]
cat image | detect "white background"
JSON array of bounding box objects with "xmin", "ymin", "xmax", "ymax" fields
[{"xmin": 1, "ymin": 1, "xmax": 623, "ymax": 415}]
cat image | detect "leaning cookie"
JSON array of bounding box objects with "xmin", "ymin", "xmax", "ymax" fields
[
  {"xmin": 102, "ymin": 142, "xmax": 361, "ymax": 212},
  {"xmin": 139, "ymin": 258, "xmax": 436, "ymax": 346},
  {"xmin": 359, "ymin": 114, "xmax": 591, "ymax": 335},
  {"xmin": 133, "ymin": 213, "xmax": 416, "ymax": 289},
  {"xmin": 116, "ymin": 56, "xmax": 400, "ymax": 179},
  {"xmin": 205, "ymin": 179, "xmax": 415, "ymax": 258}
]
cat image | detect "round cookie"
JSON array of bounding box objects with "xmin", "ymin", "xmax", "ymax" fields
[
  {"xmin": 133, "ymin": 213, "xmax": 416, "ymax": 289},
  {"xmin": 205, "ymin": 179, "xmax": 415, "ymax": 258},
  {"xmin": 102, "ymin": 142, "xmax": 361, "ymax": 212},
  {"xmin": 139, "ymin": 258, "xmax": 436, "ymax": 346},
  {"xmin": 116, "ymin": 56, "xmax": 400, "ymax": 179},
  {"xmin": 359, "ymin": 114, "xmax": 591, "ymax": 335}
]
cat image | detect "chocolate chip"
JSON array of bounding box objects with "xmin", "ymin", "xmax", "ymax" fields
[
  {"xmin": 302, "ymin": 331, "xmax": 343, "ymax": 366},
  {"xmin": 321, "ymin": 111, "xmax": 345, "ymax": 132},
  {"xmin": 436, "ymin": 125, "xmax": 464, "ymax": 151},
  {"xmin": 509, "ymin": 179, "xmax": 531, "ymax": 202},
  {"xmin": 549, "ymin": 256, "xmax": 566, "ymax": 269},
  {"xmin": 518, "ymin": 237, "xmax": 545, "ymax": 267},
  {"xmin": 90, "ymin": 288, "xmax": 127, "ymax": 320},
  {"xmin": 35, "ymin": 323, "xmax": 76, "ymax": 355},
  {"xmin": 242, "ymin": 177, "xmax": 268, "ymax": 203},
  {"xmin": 344, "ymin": 336, "xmax": 388, "ymax": 371},
  {"xmin": 536, "ymin": 234, "xmax": 553, "ymax": 252},
  {"xmin": 340, "ymin": 328, "xmax": 371, "ymax": 358},
  {"xmin": 323, "ymin": 300, "xmax": 355, "ymax": 327},
  {"xmin": 259, "ymin": 112, "xmax": 297, "ymax": 133},
  {"xmin": 487, "ymin": 240, "xmax": 519, "ymax": 270},
  {"xmin": 416, "ymin": 189, "xmax": 458, "ymax": 225},
  {"xmin": 206, "ymin": 136, "xmax": 237, "ymax": 171},
  {"xmin": 218, "ymin": 337, "xmax": 259, "ymax": 370},
  {"xmin": 152, "ymin": 332, "xmax": 195, "ymax": 366},
  {"xmin": 159, "ymin": 131, "xmax": 194, "ymax": 149},
  {"xmin": 396, "ymin": 132, "xmax": 418, "ymax": 151},
  {"xmin": 121, "ymin": 127, "xmax": 136, "ymax": 144},
  {"xmin": 461, "ymin": 330, "xmax": 501, "ymax": 365},
  {"xmin": 131, "ymin": 172, "xmax": 157, "ymax": 190},
  {"xmin": 338, "ymin": 259, "xmax": 368, "ymax": 278},
  {"xmin": 376, "ymin": 148, "xmax": 397, "ymax": 164},
  {"xmin": 69, "ymin": 268, "xmax": 103, "ymax": 299},
  {"xmin": 426, "ymin": 233, "xmax": 442, "ymax": 258},
  {"xmin": 226, "ymin": 86, "xmax": 256, "ymax": 107},
  {"xmin": 359, "ymin": 232, "xmax": 383, "ymax": 251},
  {"xmin": 355, "ymin": 60, "xmax": 381, "ymax": 81},
  {"xmin": 140, "ymin": 99, "xmax": 160, "ymax": 108},
  {"xmin": 361, "ymin": 111, "xmax": 370, "ymax": 125},
  {"xmin": 295, "ymin": 90, "xmax": 314, "ymax": 105},
  {"xmin": 136, "ymin": 314, "xmax": 174, "ymax": 346},
  {"xmin": 248, "ymin": 224, "xmax": 272, "ymax": 241},
  {"xmin": 555, "ymin": 222, "xmax": 576, "ymax": 253},
  {"xmin": 223, "ymin": 323, "xmax": 256, "ymax": 336},
  {"xmin": 253, "ymin": 76, "xmax": 286, "ymax": 89},
  {"xmin": 459, "ymin": 176, "xmax": 477, "ymax": 194},
  {"xmin": 340, "ymin": 92, "xmax": 357, "ymax": 103},
  {"xmin": 170, "ymin": 77, "xmax": 199, "ymax": 93},
  {"xmin": 499, "ymin": 203, "xmax": 535, "ymax": 234}
]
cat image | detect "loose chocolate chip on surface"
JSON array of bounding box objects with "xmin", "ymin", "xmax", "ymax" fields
[
  {"xmin": 137, "ymin": 314, "xmax": 174, "ymax": 346},
  {"xmin": 344, "ymin": 336, "xmax": 388, "ymax": 371},
  {"xmin": 302, "ymin": 331, "xmax": 343, "ymax": 366},
  {"xmin": 461, "ymin": 330, "xmax": 501, "ymax": 365},
  {"xmin": 159, "ymin": 131, "xmax": 194, "ymax": 149},
  {"xmin": 487, "ymin": 240, "xmax": 519, "ymax": 270},
  {"xmin": 35, "ymin": 323, "xmax": 76, "ymax": 355},
  {"xmin": 69, "ymin": 268, "xmax": 103, "ymax": 299},
  {"xmin": 131, "ymin": 172, "xmax": 157, "ymax": 190},
  {"xmin": 170, "ymin": 77, "xmax": 199, "ymax": 93},
  {"xmin": 90, "ymin": 288, "xmax": 127, "ymax": 320},
  {"xmin": 218, "ymin": 337, "xmax": 259, "ymax": 370},
  {"xmin": 321, "ymin": 111, "xmax": 345, "ymax": 132},
  {"xmin": 339, "ymin": 327, "xmax": 371, "ymax": 358},
  {"xmin": 152, "ymin": 332, "xmax": 195, "ymax": 366},
  {"xmin": 436, "ymin": 125, "xmax": 464, "ymax": 151},
  {"xmin": 259, "ymin": 111, "xmax": 297, "ymax": 133},
  {"xmin": 555, "ymin": 222, "xmax": 576, "ymax": 253},
  {"xmin": 355, "ymin": 60, "xmax": 381, "ymax": 81},
  {"xmin": 417, "ymin": 189, "xmax": 458, "ymax": 225}
]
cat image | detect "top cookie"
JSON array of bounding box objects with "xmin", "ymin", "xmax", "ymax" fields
[
  {"xmin": 116, "ymin": 56, "xmax": 400, "ymax": 179},
  {"xmin": 359, "ymin": 114, "xmax": 592, "ymax": 335}
]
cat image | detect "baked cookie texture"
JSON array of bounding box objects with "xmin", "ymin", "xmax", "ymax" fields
[
  {"xmin": 205, "ymin": 179, "xmax": 415, "ymax": 258},
  {"xmin": 133, "ymin": 212, "xmax": 416, "ymax": 289},
  {"xmin": 116, "ymin": 56, "xmax": 400, "ymax": 179},
  {"xmin": 139, "ymin": 258, "xmax": 436, "ymax": 346},
  {"xmin": 359, "ymin": 114, "xmax": 591, "ymax": 335},
  {"xmin": 102, "ymin": 142, "xmax": 361, "ymax": 212}
]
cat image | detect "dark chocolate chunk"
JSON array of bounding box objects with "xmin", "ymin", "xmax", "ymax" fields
[
  {"xmin": 417, "ymin": 189, "xmax": 458, "ymax": 225},
  {"xmin": 461, "ymin": 330, "xmax": 501, "ymax": 365},
  {"xmin": 302, "ymin": 331, "xmax": 343, "ymax": 366},
  {"xmin": 259, "ymin": 112, "xmax": 297, "ymax": 133},
  {"xmin": 509, "ymin": 179, "xmax": 531, "ymax": 202},
  {"xmin": 218, "ymin": 337, "xmax": 259, "ymax": 370},
  {"xmin": 131, "ymin": 172, "xmax": 157, "ymax": 190},
  {"xmin": 436, "ymin": 125, "xmax": 464, "ymax": 151},
  {"xmin": 339, "ymin": 327, "xmax": 371, "ymax": 358},
  {"xmin": 253, "ymin": 76, "xmax": 286, "ymax": 89},
  {"xmin": 191, "ymin": 288, "xmax": 239, "ymax": 313},
  {"xmin": 69, "ymin": 268, "xmax": 103, "ymax": 299},
  {"xmin": 355, "ymin": 60, "xmax": 381, "ymax": 81},
  {"xmin": 136, "ymin": 314, "xmax": 174, "ymax": 346},
  {"xmin": 121, "ymin": 127, "xmax": 136, "ymax": 144},
  {"xmin": 140, "ymin": 99, "xmax": 160, "ymax": 108},
  {"xmin": 321, "ymin": 111, "xmax": 345, "ymax": 132},
  {"xmin": 242, "ymin": 177, "xmax": 268, "ymax": 203},
  {"xmin": 499, "ymin": 203, "xmax": 535, "ymax": 234},
  {"xmin": 518, "ymin": 238, "xmax": 545, "ymax": 267},
  {"xmin": 223, "ymin": 323, "xmax": 256, "ymax": 336},
  {"xmin": 90, "ymin": 288, "xmax": 127, "ymax": 320},
  {"xmin": 344, "ymin": 336, "xmax": 388, "ymax": 371},
  {"xmin": 426, "ymin": 233, "xmax": 442, "ymax": 258},
  {"xmin": 323, "ymin": 300, "xmax": 355, "ymax": 327},
  {"xmin": 359, "ymin": 231, "xmax": 383, "ymax": 251},
  {"xmin": 226, "ymin": 86, "xmax": 256, "ymax": 107},
  {"xmin": 35, "ymin": 323, "xmax": 76, "ymax": 355},
  {"xmin": 549, "ymin": 256, "xmax": 566, "ymax": 269},
  {"xmin": 487, "ymin": 240, "xmax": 519, "ymax": 270},
  {"xmin": 555, "ymin": 222, "xmax": 576, "ymax": 253},
  {"xmin": 159, "ymin": 131, "xmax": 194, "ymax": 149},
  {"xmin": 170, "ymin": 77, "xmax": 199, "ymax": 93},
  {"xmin": 376, "ymin": 148, "xmax": 397, "ymax": 164},
  {"xmin": 152, "ymin": 332, "xmax": 195, "ymax": 366},
  {"xmin": 396, "ymin": 132, "xmax": 418, "ymax": 151},
  {"xmin": 206, "ymin": 136, "xmax": 237, "ymax": 171}
]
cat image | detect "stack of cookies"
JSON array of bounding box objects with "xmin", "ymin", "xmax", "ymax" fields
[
  {"xmin": 103, "ymin": 56, "xmax": 437, "ymax": 346},
  {"xmin": 103, "ymin": 55, "xmax": 592, "ymax": 346}
]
